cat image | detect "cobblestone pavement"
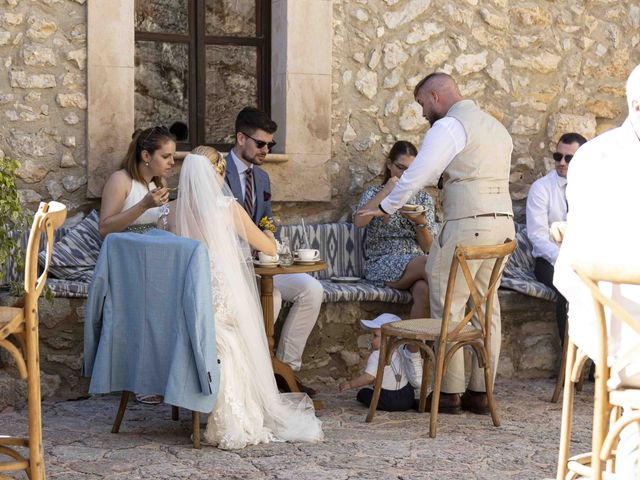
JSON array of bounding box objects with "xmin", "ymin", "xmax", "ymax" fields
[{"xmin": 0, "ymin": 379, "xmax": 593, "ymax": 480}]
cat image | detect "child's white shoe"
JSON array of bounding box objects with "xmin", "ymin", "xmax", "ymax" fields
[{"xmin": 403, "ymin": 347, "xmax": 423, "ymax": 389}]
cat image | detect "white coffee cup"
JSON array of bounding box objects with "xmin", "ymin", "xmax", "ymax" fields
[
  {"xmin": 258, "ymin": 251, "xmax": 279, "ymax": 263},
  {"xmin": 296, "ymin": 248, "xmax": 320, "ymax": 261}
]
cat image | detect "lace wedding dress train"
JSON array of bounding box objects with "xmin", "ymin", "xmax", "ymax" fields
[{"xmin": 173, "ymin": 154, "xmax": 323, "ymax": 450}]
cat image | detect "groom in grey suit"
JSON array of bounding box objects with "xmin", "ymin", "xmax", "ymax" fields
[{"xmin": 225, "ymin": 107, "xmax": 323, "ymax": 396}]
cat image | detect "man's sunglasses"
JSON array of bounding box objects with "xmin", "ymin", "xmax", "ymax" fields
[
  {"xmin": 553, "ymin": 152, "xmax": 573, "ymax": 163},
  {"xmin": 242, "ymin": 132, "xmax": 276, "ymax": 151}
]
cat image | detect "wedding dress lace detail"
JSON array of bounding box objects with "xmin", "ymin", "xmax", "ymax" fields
[
  {"xmin": 174, "ymin": 153, "xmax": 323, "ymax": 450},
  {"xmin": 203, "ymin": 260, "xmax": 276, "ymax": 449}
]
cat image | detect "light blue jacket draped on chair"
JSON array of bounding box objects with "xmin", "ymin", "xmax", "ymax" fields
[{"xmin": 84, "ymin": 229, "xmax": 219, "ymax": 413}]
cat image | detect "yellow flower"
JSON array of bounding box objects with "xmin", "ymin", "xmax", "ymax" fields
[{"xmin": 259, "ymin": 216, "xmax": 277, "ymax": 233}]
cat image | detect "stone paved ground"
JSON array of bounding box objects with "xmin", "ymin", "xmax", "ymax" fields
[{"xmin": 0, "ymin": 379, "xmax": 593, "ymax": 480}]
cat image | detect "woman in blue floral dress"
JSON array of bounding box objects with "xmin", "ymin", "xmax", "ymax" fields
[{"xmin": 355, "ymin": 141, "xmax": 436, "ymax": 319}]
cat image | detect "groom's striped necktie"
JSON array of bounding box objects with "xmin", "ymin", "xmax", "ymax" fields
[{"xmin": 244, "ymin": 167, "xmax": 254, "ymax": 217}]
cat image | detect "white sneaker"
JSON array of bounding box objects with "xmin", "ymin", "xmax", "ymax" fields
[{"xmin": 403, "ymin": 347, "xmax": 423, "ymax": 390}]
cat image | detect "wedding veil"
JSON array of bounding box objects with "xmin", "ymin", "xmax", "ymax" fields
[{"xmin": 174, "ymin": 154, "xmax": 323, "ymax": 445}]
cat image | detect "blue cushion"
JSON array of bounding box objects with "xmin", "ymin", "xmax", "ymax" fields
[{"xmin": 38, "ymin": 210, "xmax": 102, "ymax": 283}]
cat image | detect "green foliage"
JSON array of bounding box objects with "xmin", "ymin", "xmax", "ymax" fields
[{"xmin": 0, "ymin": 157, "xmax": 27, "ymax": 286}]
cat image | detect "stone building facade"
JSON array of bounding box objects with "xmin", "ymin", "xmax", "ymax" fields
[{"xmin": 1, "ymin": 1, "xmax": 638, "ymax": 223}]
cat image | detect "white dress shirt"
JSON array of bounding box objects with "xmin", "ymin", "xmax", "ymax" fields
[
  {"xmin": 526, "ymin": 170, "xmax": 568, "ymax": 265},
  {"xmin": 364, "ymin": 349, "xmax": 408, "ymax": 391},
  {"xmin": 230, "ymin": 149, "xmax": 256, "ymax": 209},
  {"xmin": 554, "ymin": 118, "xmax": 640, "ymax": 388},
  {"xmin": 380, "ymin": 116, "xmax": 467, "ymax": 214}
]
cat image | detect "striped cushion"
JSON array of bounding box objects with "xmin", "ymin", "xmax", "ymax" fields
[
  {"xmin": 319, "ymin": 279, "xmax": 412, "ymax": 303},
  {"xmin": 38, "ymin": 210, "xmax": 102, "ymax": 283},
  {"xmin": 279, "ymin": 223, "xmax": 363, "ymax": 279},
  {"xmin": 46, "ymin": 278, "xmax": 90, "ymax": 298},
  {"xmin": 500, "ymin": 223, "xmax": 558, "ymax": 302}
]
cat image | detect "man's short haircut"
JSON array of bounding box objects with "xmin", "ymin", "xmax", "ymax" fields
[
  {"xmin": 557, "ymin": 132, "xmax": 587, "ymax": 146},
  {"xmin": 235, "ymin": 106, "xmax": 277, "ymax": 135},
  {"xmin": 413, "ymin": 72, "xmax": 451, "ymax": 98}
]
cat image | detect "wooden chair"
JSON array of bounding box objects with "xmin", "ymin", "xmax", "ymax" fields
[
  {"xmin": 111, "ymin": 392, "xmax": 201, "ymax": 449},
  {"xmin": 550, "ymin": 221, "xmax": 570, "ymax": 404},
  {"xmin": 0, "ymin": 201, "xmax": 67, "ymax": 480},
  {"xmin": 366, "ymin": 239, "xmax": 517, "ymax": 438},
  {"xmin": 557, "ymin": 263, "xmax": 640, "ymax": 480}
]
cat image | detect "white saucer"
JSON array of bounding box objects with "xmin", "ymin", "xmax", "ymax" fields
[
  {"xmin": 330, "ymin": 276, "xmax": 361, "ymax": 283},
  {"xmin": 293, "ymin": 258, "xmax": 321, "ymax": 265},
  {"xmin": 253, "ymin": 260, "xmax": 281, "ymax": 267}
]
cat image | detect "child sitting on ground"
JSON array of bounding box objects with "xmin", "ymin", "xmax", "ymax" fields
[{"xmin": 339, "ymin": 313, "xmax": 415, "ymax": 411}]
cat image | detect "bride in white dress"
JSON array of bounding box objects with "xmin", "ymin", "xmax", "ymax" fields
[{"xmin": 172, "ymin": 153, "xmax": 323, "ymax": 450}]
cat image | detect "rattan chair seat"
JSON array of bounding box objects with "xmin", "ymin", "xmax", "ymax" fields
[{"xmin": 385, "ymin": 318, "xmax": 479, "ymax": 338}]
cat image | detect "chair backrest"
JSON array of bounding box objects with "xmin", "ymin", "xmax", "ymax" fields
[
  {"xmin": 572, "ymin": 263, "xmax": 640, "ymax": 385},
  {"xmin": 441, "ymin": 239, "xmax": 517, "ymax": 340},
  {"xmin": 23, "ymin": 202, "xmax": 67, "ymax": 319}
]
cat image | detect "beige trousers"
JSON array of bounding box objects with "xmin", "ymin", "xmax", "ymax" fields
[
  {"xmin": 272, "ymin": 273, "xmax": 323, "ymax": 371},
  {"xmin": 426, "ymin": 215, "xmax": 515, "ymax": 394}
]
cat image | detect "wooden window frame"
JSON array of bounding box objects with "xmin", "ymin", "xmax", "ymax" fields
[{"xmin": 134, "ymin": 0, "xmax": 271, "ymax": 152}]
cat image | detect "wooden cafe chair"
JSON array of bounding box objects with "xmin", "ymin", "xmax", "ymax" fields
[
  {"xmin": 366, "ymin": 239, "xmax": 517, "ymax": 438},
  {"xmin": 0, "ymin": 201, "xmax": 67, "ymax": 480},
  {"xmin": 557, "ymin": 262, "xmax": 640, "ymax": 480}
]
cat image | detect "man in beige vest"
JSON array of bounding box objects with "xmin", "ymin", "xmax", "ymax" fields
[{"xmin": 359, "ymin": 73, "xmax": 515, "ymax": 414}]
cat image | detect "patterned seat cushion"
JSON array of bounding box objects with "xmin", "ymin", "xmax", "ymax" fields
[
  {"xmin": 38, "ymin": 210, "xmax": 103, "ymax": 283},
  {"xmin": 500, "ymin": 223, "xmax": 558, "ymax": 302},
  {"xmin": 279, "ymin": 223, "xmax": 363, "ymax": 279},
  {"xmin": 319, "ymin": 279, "xmax": 412, "ymax": 303},
  {"xmin": 46, "ymin": 278, "xmax": 90, "ymax": 298},
  {"xmin": 279, "ymin": 223, "xmax": 411, "ymax": 303}
]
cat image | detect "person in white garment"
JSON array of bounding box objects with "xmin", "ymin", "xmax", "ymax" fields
[
  {"xmin": 358, "ymin": 72, "xmax": 515, "ymax": 415},
  {"xmin": 224, "ymin": 107, "xmax": 324, "ymax": 396},
  {"xmin": 173, "ymin": 152, "xmax": 323, "ymax": 450},
  {"xmin": 526, "ymin": 132, "xmax": 587, "ymax": 345},
  {"xmin": 554, "ymin": 64, "xmax": 640, "ymax": 477}
]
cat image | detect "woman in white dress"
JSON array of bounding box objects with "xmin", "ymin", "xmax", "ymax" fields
[
  {"xmin": 172, "ymin": 150, "xmax": 323, "ymax": 450},
  {"xmin": 99, "ymin": 126, "xmax": 176, "ymax": 237},
  {"xmin": 99, "ymin": 126, "xmax": 177, "ymax": 405}
]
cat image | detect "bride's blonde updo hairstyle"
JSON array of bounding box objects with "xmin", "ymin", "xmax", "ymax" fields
[{"xmin": 191, "ymin": 145, "xmax": 226, "ymax": 177}]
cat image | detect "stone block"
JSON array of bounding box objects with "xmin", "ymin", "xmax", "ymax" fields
[
  {"xmin": 10, "ymin": 71, "xmax": 56, "ymax": 89},
  {"xmin": 56, "ymin": 93, "xmax": 87, "ymax": 109},
  {"xmin": 21, "ymin": 44, "xmax": 56, "ymax": 66},
  {"xmin": 546, "ymin": 113, "xmax": 597, "ymax": 143},
  {"xmin": 26, "ymin": 16, "xmax": 57, "ymax": 40},
  {"xmin": 383, "ymin": 0, "xmax": 431, "ymax": 30}
]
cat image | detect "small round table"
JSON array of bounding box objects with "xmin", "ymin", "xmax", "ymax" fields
[{"xmin": 253, "ymin": 261, "xmax": 328, "ymax": 393}]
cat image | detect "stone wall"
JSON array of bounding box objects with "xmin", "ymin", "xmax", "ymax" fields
[
  {"xmin": 0, "ymin": 289, "xmax": 556, "ymax": 406},
  {"xmin": 3, "ymin": 1, "xmax": 639, "ymax": 223},
  {"xmin": 324, "ymin": 0, "xmax": 640, "ymax": 225},
  {"xmin": 0, "ymin": 0, "xmax": 92, "ymax": 220}
]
